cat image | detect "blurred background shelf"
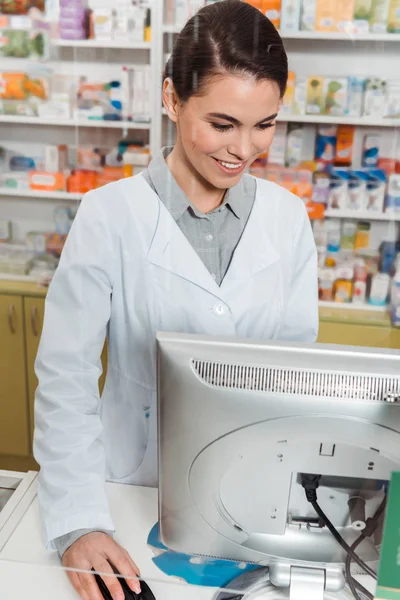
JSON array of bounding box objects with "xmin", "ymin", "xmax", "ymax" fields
[
  {"xmin": 0, "ymin": 189, "xmax": 81, "ymax": 202},
  {"xmin": 0, "ymin": 116, "xmax": 151, "ymax": 129}
]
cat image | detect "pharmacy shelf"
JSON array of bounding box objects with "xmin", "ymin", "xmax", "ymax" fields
[
  {"xmin": 163, "ymin": 24, "xmax": 182, "ymax": 34},
  {"xmin": 162, "ymin": 108, "xmax": 399, "ymax": 127},
  {"xmin": 162, "ymin": 24, "xmax": 400, "ymax": 42},
  {"xmin": 277, "ymin": 114, "xmax": 400, "ymax": 127},
  {"xmin": 319, "ymin": 300, "xmax": 387, "ymax": 312},
  {"xmin": 0, "ymin": 273, "xmax": 36, "ymax": 283},
  {"xmin": 54, "ymin": 39, "xmax": 151, "ymax": 50},
  {"xmin": 324, "ymin": 210, "xmax": 400, "ymax": 221},
  {"xmin": 0, "ymin": 189, "xmax": 81, "ymax": 201},
  {"xmin": 282, "ymin": 32, "xmax": 400, "ymax": 42},
  {"xmin": 0, "ymin": 115, "xmax": 151, "ymax": 129}
]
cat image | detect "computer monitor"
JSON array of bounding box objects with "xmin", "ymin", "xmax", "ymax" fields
[{"xmin": 156, "ymin": 332, "xmax": 400, "ymax": 598}]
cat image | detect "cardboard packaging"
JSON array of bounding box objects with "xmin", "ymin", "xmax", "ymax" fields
[
  {"xmin": 364, "ymin": 78, "xmax": 388, "ymax": 117},
  {"xmin": 29, "ymin": 171, "xmax": 66, "ymax": 191},
  {"xmin": 300, "ymin": 0, "xmax": 317, "ymax": 30},
  {"xmin": 280, "ymin": 0, "xmax": 301, "ymax": 31},
  {"xmin": 336, "ymin": 0, "xmax": 355, "ymax": 31},
  {"xmin": 370, "ymin": 0, "xmax": 391, "ymax": 33},
  {"xmin": 315, "ymin": 0, "xmax": 337, "ymax": 31},
  {"xmin": 388, "ymin": 0, "xmax": 400, "ymax": 32},
  {"xmin": 281, "ymin": 71, "xmax": 296, "ymax": 114},
  {"xmin": 354, "ymin": 0, "xmax": 373, "ymax": 32},
  {"xmin": 323, "ymin": 77, "xmax": 348, "ymax": 116},
  {"xmin": 263, "ymin": 0, "xmax": 281, "ymax": 28},
  {"xmin": 306, "ymin": 76, "xmax": 324, "ymax": 115},
  {"xmin": 335, "ymin": 125, "xmax": 355, "ymax": 165}
]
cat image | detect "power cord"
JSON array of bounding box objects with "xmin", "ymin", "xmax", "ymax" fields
[
  {"xmin": 345, "ymin": 497, "xmax": 387, "ymax": 600},
  {"xmin": 301, "ymin": 474, "xmax": 386, "ymax": 600}
]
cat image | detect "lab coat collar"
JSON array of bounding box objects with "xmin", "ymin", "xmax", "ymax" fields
[{"xmin": 144, "ymin": 175, "xmax": 280, "ymax": 299}]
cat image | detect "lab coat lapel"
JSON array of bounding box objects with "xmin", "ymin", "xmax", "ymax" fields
[
  {"xmin": 146, "ymin": 191, "xmax": 222, "ymax": 298},
  {"xmin": 221, "ymin": 191, "xmax": 280, "ymax": 294}
]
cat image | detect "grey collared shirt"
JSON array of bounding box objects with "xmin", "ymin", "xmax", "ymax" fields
[
  {"xmin": 142, "ymin": 147, "xmax": 256, "ymax": 286},
  {"xmin": 53, "ymin": 148, "xmax": 256, "ymax": 557}
]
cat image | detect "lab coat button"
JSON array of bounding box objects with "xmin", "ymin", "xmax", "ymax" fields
[
  {"xmin": 213, "ymin": 303, "xmax": 226, "ymax": 316},
  {"xmin": 206, "ymin": 234, "xmax": 213, "ymax": 242}
]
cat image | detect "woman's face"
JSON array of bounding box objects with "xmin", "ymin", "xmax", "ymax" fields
[{"xmin": 168, "ymin": 73, "xmax": 281, "ymax": 190}]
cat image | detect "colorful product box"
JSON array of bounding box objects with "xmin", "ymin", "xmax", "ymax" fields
[
  {"xmin": 263, "ymin": 0, "xmax": 281, "ymax": 28},
  {"xmin": 315, "ymin": 0, "xmax": 337, "ymax": 31},
  {"xmin": 347, "ymin": 76, "xmax": 366, "ymax": 117},
  {"xmin": 306, "ymin": 76, "xmax": 324, "ymax": 114},
  {"xmin": 366, "ymin": 169, "xmax": 386, "ymax": 212},
  {"xmin": 335, "ymin": 125, "xmax": 355, "ymax": 165},
  {"xmin": 293, "ymin": 76, "xmax": 307, "ymax": 115},
  {"xmin": 353, "ymin": 0, "xmax": 373, "ymax": 32},
  {"xmin": 370, "ymin": 0, "xmax": 391, "ymax": 32},
  {"xmin": 281, "ymin": 71, "xmax": 296, "ymax": 114},
  {"xmin": 348, "ymin": 169, "xmax": 370, "ymax": 210},
  {"xmin": 328, "ymin": 169, "xmax": 349, "ymax": 210},
  {"xmin": 362, "ymin": 134, "xmax": 381, "ymax": 167},
  {"xmin": 336, "ymin": 0, "xmax": 355, "ymax": 31},
  {"xmin": 385, "ymin": 174, "xmax": 400, "ymax": 212},
  {"xmin": 386, "ymin": 81, "xmax": 400, "ymax": 118},
  {"xmin": 316, "ymin": 125, "xmax": 338, "ymax": 165},
  {"xmin": 364, "ymin": 78, "xmax": 388, "ymax": 117},
  {"xmin": 323, "ymin": 77, "xmax": 348, "ymax": 116},
  {"xmin": 29, "ymin": 171, "xmax": 66, "ymax": 191},
  {"xmin": 388, "ymin": 0, "xmax": 400, "ymax": 32}
]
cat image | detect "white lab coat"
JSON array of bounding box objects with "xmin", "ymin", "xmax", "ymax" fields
[{"xmin": 34, "ymin": 173, "xmax": 318, "ymax": 548}]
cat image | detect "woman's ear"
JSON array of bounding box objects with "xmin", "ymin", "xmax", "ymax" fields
[{"xmin": 162, "ymin": 78, "xmax": 180, "ymax": 123}]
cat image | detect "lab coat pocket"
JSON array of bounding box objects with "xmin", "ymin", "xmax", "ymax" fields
[{"xmin": 103, "ymin": 380, "xmax": 153, "ymax": 480}]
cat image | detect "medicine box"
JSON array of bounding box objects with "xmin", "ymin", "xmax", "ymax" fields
[
  {"xmin": 315, "ymin": 0, "xmax": 337, "ymax": 31},
  {"xmin": 300, "ymin": 0, "xmax": 317, "ymax": 30},
  {"xmin": 364, "ymin": 78, "xmax": 388, "ymax": 117},
  {"xmin": 280, "ymin": 0, "xmax": 301, "ymax": 32}
]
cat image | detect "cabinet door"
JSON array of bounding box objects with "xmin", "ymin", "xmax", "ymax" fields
[
  {"xmin": 24, "ymin": 297, "xmax": 45, "ymax": 444},
  {"xmin": 0, "ymin": 295, "xmax": 29, "ymax": 456},
  {"xmin": 318, "ymin": 322, "xmax": 392, "ymax": 348}
]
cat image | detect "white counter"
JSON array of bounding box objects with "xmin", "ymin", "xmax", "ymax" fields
[
  {"xmin": 0, "ymin": 471, "xmax": 376, "ymax": 600},
  {"xmin": 0, "ymin": 475, "xmax": 215, "ymax": 600}
]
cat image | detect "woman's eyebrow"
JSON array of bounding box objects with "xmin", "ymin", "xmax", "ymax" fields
[{"xmin": 206, "ymin": 112, "xmax": 278, "ymax": 125}]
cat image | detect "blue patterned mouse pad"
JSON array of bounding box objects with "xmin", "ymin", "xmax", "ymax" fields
[{"xmin": 147, "ymin": 523, "xmax": 260, "ymax": 588}]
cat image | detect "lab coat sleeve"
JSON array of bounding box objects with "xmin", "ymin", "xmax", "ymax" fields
[
  {"xmin": 33, "ymin": 190, "xmax": 116, "ymax": 549},
  {"xmin": 277, "ymin": 203, "xmax": 319, "ymax": 342}
]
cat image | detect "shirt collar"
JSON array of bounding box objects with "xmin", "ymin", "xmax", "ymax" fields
[{"xmin": 146, "ymin": 146, "xmax": 248, "ymax": 221}]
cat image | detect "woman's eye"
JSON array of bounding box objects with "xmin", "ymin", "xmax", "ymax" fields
[
  {"xmin": 211, "ymin": 123, "xmax": 232, "ymax": 132},
  {"xmin": 257, "ymin": 123, "xmax": 276, "ymax": 130}
]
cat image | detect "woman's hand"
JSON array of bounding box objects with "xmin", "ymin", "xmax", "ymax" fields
[{"xmin": 62, "ymin": 532, "xmax": 141, "ymax": 600}]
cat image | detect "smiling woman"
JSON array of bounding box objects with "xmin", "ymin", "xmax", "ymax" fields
[
  {"xmin": 33, "ymin": 2, "xmax": 319, "ymax": 600},
  {"xmin": 162, "ymin": 0, "xmax": 288, "ymax": 207}
]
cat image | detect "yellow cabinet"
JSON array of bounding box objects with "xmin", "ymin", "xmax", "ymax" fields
[
  {"xmin": 318, "ymin": 322, "xmax": 392, "ymax": 348},
  {"xmin": 24, "ymin": 297, "xmax": 45, "ymax": 444},
  {"xmin": 0, "ymin": 295, "xmax": 30, "ymax": 456}
]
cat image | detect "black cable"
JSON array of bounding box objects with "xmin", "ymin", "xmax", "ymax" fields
[
  {"xmin": 311, "ymin": 499, "xmax": 377, "ymax": 579},
  {"xmin": 345, "ymin": 497, "xmax": 387, "ymax": 600}
]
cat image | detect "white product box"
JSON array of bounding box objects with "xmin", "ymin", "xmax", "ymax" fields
[
  {"xmin": 300, "ymin": 0, "xmax": 317, "ymax": 30},
  {"xmin": 280, "ymin": 0, "xmax": 301, "ymax": 31}
]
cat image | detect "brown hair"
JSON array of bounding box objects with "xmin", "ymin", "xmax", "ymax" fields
[{"xmin": 164, "ymin": 0, "xmax": 288, "ymax": 102}]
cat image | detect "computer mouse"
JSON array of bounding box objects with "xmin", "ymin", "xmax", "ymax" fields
[{"xmin": 93, "ymin": 567, "xmax": 156, "ymax": 600}]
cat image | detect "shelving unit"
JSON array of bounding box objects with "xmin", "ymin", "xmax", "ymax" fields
[
  {"xmin": 162, "ymin": 107, "xmax": 400, "ymax": 128},
  {"xmin": 0, "ymin": 189, "xmax": 81, "ymax": 202},
  {"xmin": 319, "ymin": 300, "xmax": 387, "ymax": 312},
  {"xmin": 54, "ymin": 39, "xmax": 151, "ymax": 50},
  {"xmin": 162, "ymin": 24, "xmax": 400, "ymax": 43},
  {"xmin": 0, "ymin": 115, "xmax": 151, "ymax": 129},
  {"xmin": 324, "ymin": 210, "xmax": 400, "ymax": 221}
]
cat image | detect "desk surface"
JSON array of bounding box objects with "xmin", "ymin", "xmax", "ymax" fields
[{"xmin": 0, "ymin": 481, "xmax": 214, "ymax": 600}]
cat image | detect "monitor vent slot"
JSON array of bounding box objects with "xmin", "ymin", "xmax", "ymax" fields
[{"xmin": 191, "ymin": 360, "xmax": 400, "ymax": 403}]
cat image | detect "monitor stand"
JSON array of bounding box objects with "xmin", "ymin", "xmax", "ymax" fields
[{"xmin": 215, "ymin": 563, "xmax": 347, "ymax": 600}]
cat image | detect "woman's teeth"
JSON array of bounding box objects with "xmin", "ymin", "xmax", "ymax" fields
[{"xmin": 219, "ymin": 161, "xmax": 244, "ymax": 169}]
